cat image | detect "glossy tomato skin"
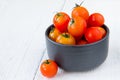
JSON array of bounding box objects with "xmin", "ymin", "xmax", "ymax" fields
[
  {"xmin": 88, "ymin": 13, "xmax": 104, "ymax": 27},
  {"xmin": 53, "ymin": 12, "xmax": 70, "ymax": 32},
  {"xmin": 72, "ymin": 6, "xmax": 89, "ymax": 21},
  {"xmin": 77, "ymin": 39, "xmax": 88, "ymax": 45},
  {"xmin": 98, "ymin": 27, "xmax": 106, "ymax": 37},
  {"xmin": 49, "ymin": 27, "xmax": 61, "ymax": 41},
  {"xmin": 85, "ymin": 27, "xmax": 105, "ymax": 43},
  {"xmin": 56, "ymin": 33, "xmax": 76, "ymax": 45},
  {"xmin": 68, "ymin": 17, "xmax": 87, "ymax": 38},
  {"xmin": 40, "ymin": 59, "xmax": 58, "ymax": 78}
]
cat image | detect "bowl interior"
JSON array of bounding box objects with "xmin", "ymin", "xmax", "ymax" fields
[{"xmin": 45, "ymin": 24, "xmax": 109, "ymax": 47}]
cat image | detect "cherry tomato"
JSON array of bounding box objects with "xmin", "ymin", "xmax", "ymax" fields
[
  {"xmin": 71, "ymin": 4, "xmax": 89, "ymax": 21},
  {"xmin": 49, "ymin": 27, "xmax": 61, "ymax": 41},
  {"xmin": 77, "ymin": 39, "xmax": 87, "ymax": 45},
  {"xmin": 85, "ymin": 27, "xmax": 105, "ymax": 43},
  {"xmin": 68, "ymin": 17, "xmax": 87, "ymax": 38},
  {"xmin": 56, "ymin": 33, "xmax": 76, "ymax": 45},
  {"xmin": 98, "ymin": 27, "xmax": 106, "ymax": 38},
  {"xmin": 40, "ymin": 59, "xmax": 58, "ymax": 78},
  {"xmin": 53, "ymin": 12, "xmax": 70, "ymax": 32},
  {"xmin": 88, "ymin": 13, "xmax": 104, "ymax": 27}
]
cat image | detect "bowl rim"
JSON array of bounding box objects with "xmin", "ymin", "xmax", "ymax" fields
[{"xmin": 45, "ymin": 24, "xmax": 109, "ymax": 47}]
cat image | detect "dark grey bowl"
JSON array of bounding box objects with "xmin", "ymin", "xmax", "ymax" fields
[{"xmin": 45, "ymin": 24, "xmax": 109, "ymax": 72}]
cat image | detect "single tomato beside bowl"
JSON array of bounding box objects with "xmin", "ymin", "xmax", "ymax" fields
[{"xmin": 40, "ymin": 59, "xmax": 58, "ymax": 78}]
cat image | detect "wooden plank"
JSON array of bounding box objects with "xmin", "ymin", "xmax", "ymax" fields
[
  {"xmin": 34, "ymin": 0, "xmax": 120, "ymax": 80},
  {"xmin": 35, "ymin": 49, "xmax": 120, "ymax": 80},
  {"xmin": 0, "ymin": 0, "xmax": 66, "ymax": 80},
  {"xmin": 0, "ymin": 0, "xmax": 120, "ymax": 80}
]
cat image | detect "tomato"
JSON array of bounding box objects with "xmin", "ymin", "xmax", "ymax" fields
[
  {"xmin": 98, "ymin": 27, "xmax": 106, "ymax": 37},
  {"xmin": 71, "ymin": 4, "xmax": 89, "ymax": 21},
  {"xmin": 56, "ymin": 33, "xmax": 76, "ymax": 45},
  {"xmin": 49, "ymin": 27, "xmax": 61, "ymax": 41},
  {"xmin": 68, "ymin": 17, "xmax": 87, "ymax": 38},
  {"xmin": 85, "ymin": 27, "xmax": 106, "ymax": 43},
  {"xmin": 77, "ymin": 39, "xmax": 87, "ymax": 45},
  {"xmin": 53, "ymin": 12, "xmax": 70, "ymax": 32},
  {"xmin": 88, "ymin": 13, "xmax": 104, "ymax": 27},
  {"xmin": 40, "ymin": 59, "xmax": 58, "ymax": 78}
]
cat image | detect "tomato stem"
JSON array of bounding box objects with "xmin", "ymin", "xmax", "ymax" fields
[
  {"xmin": 50, "ymin": 27, "xmax": 55, "ymax": 33},
  {"xmin": 79, "ymin": 0, "xmax": 84, "ymax": 6},
  {"xmin": 62, "ymin": 33, "xmax": 70, "ymax": 38},
  {"xmin": 69, "ymin": 19, "xmax": 74, "ymax": 26},
  {"xmin": 57, "ymin": 13, "xmax": 62, "ymax": 17},
  {"xmin": 75, "ymin": 3, "xmax": 80, "ymax": 7},
  {"xmin": 45, "ymin": 60, "xmax": 50, "ymax": 64},
  {"xmin": 75, "ymin": 1, "xmax": 84, "ymax": 7}
]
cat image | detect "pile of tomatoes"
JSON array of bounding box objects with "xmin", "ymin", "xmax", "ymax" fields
[
  {"xmin": 49, "ymin": 4, "xmax": 106, "ymax": 45},
  {"xmin": 40, "ymin": 4, "xmax": 107, "ymax": 78}
]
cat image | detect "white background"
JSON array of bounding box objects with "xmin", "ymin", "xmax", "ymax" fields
[{"xmin": 0, "ymin": 0, "xmax": 120, "ymax": 80}]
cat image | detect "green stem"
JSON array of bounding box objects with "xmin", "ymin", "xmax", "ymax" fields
[
  {"xmin": 69, "ymin": 19, "xmax": 74, "ymax": 26},
  {"xmin": 62, "ymin": 33, "xmax": 70, "ymax": 38},
  {"xmin": 57, "ymin": 13, "xmax": 62, "ymax": 17},
  {"xmin": 75, "ymin": 3, "xmax": 80, "ymax": 7},
  {"xmin": 75, "ymin": 1, "xmax": 84, "ymax": 7},
  {"xmin": 50, "ymin": 27, "xmax": 55, "ymax": 33},
  {"xmin": 45, "ymin": 60, "xmax": 50, "ymax": 64},
  {"xmin": 79, "ymin": 0, "xmax": 84, "ymax": 6}
]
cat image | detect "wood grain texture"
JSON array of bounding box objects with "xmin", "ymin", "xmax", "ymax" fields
[{"xmin": 0, "ymin": 0, "xmax": 120, "ymax": 80}]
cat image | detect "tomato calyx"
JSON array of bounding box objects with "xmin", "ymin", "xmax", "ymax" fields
[
  {"xmin": 50, "ymin": 27, "xmax": 54, "ymax": 33},
  {"xmin": 69, "ymin": 19, "xmax": 75, "ymax": 26},
  {"xmin": 74, "ymin": 1, "xmax": 84, "ymax": 8},
  {"xmin": 75, "ymin": 3, "xmax": 80, "ymax": 7},
  {"xmin": 44, "ymin": 60, "xmax": 50, "ymax": 64},
  {"xmin": 61, "ymin": 33, "xmax": 70, "ymax": 38},
  {"xmin": 56, "ymin": 13, "xmax": 63, "ymax": 18}
]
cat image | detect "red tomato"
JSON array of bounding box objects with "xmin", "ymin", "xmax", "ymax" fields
[
  {"xmin": 53, "ymin": 12, "xmax": 70, "ymax": 32},
  {"xmin": 85, "ymin": 27, "xmax": 106, "ymax": 43},
  {"xmin": 40, "ymin": 59, "xmax": 58, "ymax": 78},
  {"xmin": 77, "ymin": 39, "xmax": 87, "ymax": 45},
  {"xmin": 68, "ymin": 17, "xmax": 87, "ymax": 38},
  {"xmin": 56, "ymin": 33, "xmax": 76, "ymax": 45},
  {"xmin": 88, "ymin": 13, "xmax": 105, "ymax": 27}
]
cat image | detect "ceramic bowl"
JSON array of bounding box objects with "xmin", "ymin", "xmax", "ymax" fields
[{"xmin": 45, "ymin": 24, "xmax": 109, "ymax": 71}]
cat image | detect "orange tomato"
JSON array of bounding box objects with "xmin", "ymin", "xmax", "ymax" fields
[
  {"xmin": 53, "ymin": 12, "xmax": 70, "ymax": 32},
  {"xmin": 40, "ymin": 59, "xmax": 58, "ymax": 78},
  {"xmin": 49, "ymin": 27, "xmax": 61, "ymax": 41},
  {"xmin": 68, "ymin": 17, "xmax": 87, "ymax": 38},
  {"xmin": 88, "ymin": 13, "xmax": 104, "ymax": 27},
  {"xmin": 56, "ymin": 33, "xmax": 76, "ymax": 45},
  {"xmin": 71, "ymin": 4, "xmax": 89, "ymax": 21},
  {"xmin": 98, "ymin": 26, "xmax": 106, "ymax": 38}
]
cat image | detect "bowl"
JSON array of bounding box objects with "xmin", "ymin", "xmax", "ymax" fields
[{"xmin": 45, "ymin": 24, "xmax": 109, "ymax": 72}]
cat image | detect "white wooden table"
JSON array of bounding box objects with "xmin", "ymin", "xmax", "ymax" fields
[{"xmin": 0, "ymin": 0, "xmax": 120, "ymax": 80}]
